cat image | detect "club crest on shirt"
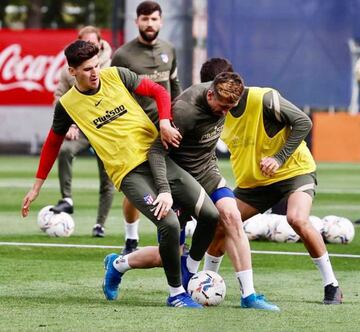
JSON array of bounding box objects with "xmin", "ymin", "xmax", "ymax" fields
[
  {"xmin": 144, "ymin": 193, "xmax": 154, "ymax": 205},
  {"xmin": 160, "ymin": 53, "xmax": 169, "ymax": 63}
]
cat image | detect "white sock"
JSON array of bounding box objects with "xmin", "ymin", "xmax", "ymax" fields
[
  {"xmin": 187, "ymin": 255, "xmax": 201, "ymax": 274},
  {"xmin": 236, "ymin": 269, "xmax": 255, "ymax": 298},
  {"xmin": 203, "ymin": 253, "xmax": 224, "ymax": 273},
  {"xmin": 169, "ymin": 285, "xmax": 186, "ymax": 297},
  {"xmin": 124, "ymin": 219, "xmax": 139, "ymax": 240},
  {"xmin": 312, "ymin": 252, "xmax": 338, "ymax": 287},
  {"xmin": 113, "ymin": 255, "xmax": 131, "ymax": 274},
  {"xmin": 63, "ymin": 197, "xmax": 73, "ymax": 206}
]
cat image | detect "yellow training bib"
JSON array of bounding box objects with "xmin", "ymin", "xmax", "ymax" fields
[
  {"xmin": 221, "ymin": 87, "xmax": 316, "ymax": 188},
  {"xmin": 60, "ymin": 67, "xmax": 158, "ymax": 189}
]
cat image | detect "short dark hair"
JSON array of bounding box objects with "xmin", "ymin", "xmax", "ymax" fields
[
  {"xmin": 64, "ymin": 40, "xmax": 99, "ymax": 68},
  {"xmin": 136, "ymin": 1, "xmax": 162, "ymax": 17},
  {"xmin": 200, "ymin": 58, "xmax": 234, "ymax": 83},
  {"xmin": 211, "ymin": 72, "xmax": 244, "ymax": 104}
]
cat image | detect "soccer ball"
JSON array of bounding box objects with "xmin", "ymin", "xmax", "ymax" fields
[
  {"xmin": 185, "ymin": 217, "xmax": 197, "ymax": 238},
  {"xmin": 37, "ymin": 206, "xmax": 74, "ymax": 237},
  {"xmin": 45, "ymin": 212, "xmax": 75, "ymax": 237},
  {"xmin": 243, "ymin": 214, "xmax": 269, "ymax": 240},
  {"xmin": 37, "ymin": 205, "xmax": 55, "ymax": 231},
  {"xmin": 322, "ymin": 215, "xmax": 355, "ymax": 244},
  {"xmin": 270, "ymin": 215, "xmax": 300, "ymax": 243},
  {"xmin": 187, "ymin": 270, "xmax": 226, "ymax": 306},
  {"xmin": 263, "ymin": 213, "xmax": 279, "ymax": 240},
  {"xmin": 309, "ymin": 215, "xmax": 325, "ymax": 235}
]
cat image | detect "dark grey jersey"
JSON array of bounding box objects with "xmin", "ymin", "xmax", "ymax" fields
[
  {"xmin": 149, "ymin": 82, "xmax": 224, "ymax": 194},
  {"xmin": 111, "ymin": 38, "xmax": 181, "ymax": 124},
  {"xmin": 149, "ymin": 84, "xmax": 311, "ymax": 195}
]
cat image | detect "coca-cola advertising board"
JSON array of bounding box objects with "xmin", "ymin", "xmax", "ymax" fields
[{"xmin": 0, "ymin": 29, "xmax": 112, "ymax": 105}]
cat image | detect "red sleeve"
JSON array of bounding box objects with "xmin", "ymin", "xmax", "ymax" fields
[
  {"xmin": 36, "ymin": 128, "xmax": 65, "ymax": 179},
  {"xmin": 134, "ymin": 78, "xmax": 172, "ymax": 120}
]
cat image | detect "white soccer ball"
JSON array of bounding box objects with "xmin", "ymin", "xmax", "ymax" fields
[
  {"xmin": 37, "ymin": 205, "xmax": 55, "ymax": 232},
  {"xmin": 322, "ymin": 215, "xmax": 355, "ymax": 244},
  {"xmin": 185, "ymin": 217, "xmax": 197, "ymax": 238},
  {"xmin": 309, "ymin": 215, "xmax": 325, "ymax": 235},
  {"xmin": 187, "ymin": 270, "xmax": 226, "ymax": 306},
  {"xmin": 45, "ymin": 212, "xmax": 75, "ymax": 237},
  {"xmin": 243, "ymin": 214, "xmax": 269, "ymax": 240},
  {"xmin": 263, "ymin": 214, "xmax": 282, "ymax": 240},
  {"xmin": 269, "ymin": 215, "xmax": 300, "ymax": 243}
]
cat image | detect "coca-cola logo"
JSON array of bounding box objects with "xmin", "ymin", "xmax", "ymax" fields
[{"xmin": 0, "ymin": 44, "xmax": 66, "ymax": 92}]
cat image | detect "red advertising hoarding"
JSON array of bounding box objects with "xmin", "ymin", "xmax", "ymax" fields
[{"xmin": 0, "ymin": 29, "xmax": 112, "ymax": 105}]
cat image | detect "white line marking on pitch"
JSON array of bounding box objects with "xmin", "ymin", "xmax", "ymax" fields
[
  {"xmin": 0, "ymin": 242, "xmax": 122, "ymax": 249},
  {"xmin": 0, "ymin": 242, "xmax": 359, "ymax": 258}
]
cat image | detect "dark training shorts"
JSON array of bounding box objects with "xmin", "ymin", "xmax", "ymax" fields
[{"xmin": 234, "ymin": 172, "xmax": 317, "ymax": 213}]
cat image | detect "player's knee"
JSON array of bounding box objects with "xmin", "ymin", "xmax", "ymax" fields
[
  {"xmin": 287, "ymin": 213, "xmax": 308, "ymax": 232},
  {"xmin": 220, "ymin": 208, "xmax": 241, "ymax": 229},
  {"xmin": 158, "ymin": 216, "xmax": 181, "ymax": 241},
  {"xmin": 201, "ymin": 206, "xmax": 220, "ymax": 228}
]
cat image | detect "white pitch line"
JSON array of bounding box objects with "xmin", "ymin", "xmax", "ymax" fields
[
  {"xmin": 0, "ymin": 241, "xmax": 359, "ymax": 258},
  {"xmin": 0, "ymin": 242, "xmax": 122, "ymax": 249}
]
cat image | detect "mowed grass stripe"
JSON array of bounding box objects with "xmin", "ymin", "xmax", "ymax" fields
[{"xmin": 2, "ymin": 178, "xmax": 360, "ymax": 195}]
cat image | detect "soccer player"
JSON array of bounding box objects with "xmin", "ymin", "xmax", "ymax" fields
[
  {"xmin": 148, "ymin": 71, "xmax": 280, "ymax": 311},
  {"xmin": 21, "ymin": 40, "xmax": 220, "ymax": 308},
  {"xmin": 111, "ymin": 0, "xmax": 182, "ymax": 254},
  {"xmin": 205, "ymin": 60, "xmax": 343, "ymax": 305},
  {"xmin": 52, "ymin": 26, "xmax": 114, "ymax": 238}
]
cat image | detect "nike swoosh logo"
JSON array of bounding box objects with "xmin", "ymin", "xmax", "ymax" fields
[{"xmin": 95, "ymin": 99, "xmax": 103, "ymax": 107}]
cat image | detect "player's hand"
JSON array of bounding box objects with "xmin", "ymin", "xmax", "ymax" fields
[
  {"xmin": 153, "ymin": 192, "xmax": 173, "ymax": 220},
  {"xmin": 260, "ymin": 156, "xmax": 280, "ymax": 177},
  {"xmin": 65, "ymin": 126, "xmax": 80, "ymax": 140},
  {"xmin": 21, "ymin": 189, "xmax": 39, "ymax": 217},
  {"xmin": 21, "ymin": 179, "xmax": 44, "ymax": 217},
  {"xmin": 159, "ymin": 119, "xmax": 182, "ymax": 149}
]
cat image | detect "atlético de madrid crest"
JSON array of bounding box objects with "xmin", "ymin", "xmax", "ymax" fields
[{"xmin": 160, "ymin": 53, "xmax": 169, "ymax": 63}]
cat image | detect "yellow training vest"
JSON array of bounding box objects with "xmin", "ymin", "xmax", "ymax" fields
[
  {"xmin": 221, "ymin": 87, "xmax": 316, "ymax": 188},
  {"xmin": 59, "ymin": 67, "xmax": 158, "ymax": 190}
]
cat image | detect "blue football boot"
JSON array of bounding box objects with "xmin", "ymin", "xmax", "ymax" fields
[
  {"xmin": 241, "ymin": 293, "xmax": 280, "ymax": 311},
  {"xmin": 102, "ymin": 253, "xmax": 123, "ymax": 300},
  {"xmin": 167, "ymin": 292, "xmax": 203, "ymax": 308}
]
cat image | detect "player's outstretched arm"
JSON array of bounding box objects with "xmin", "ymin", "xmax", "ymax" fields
[
  {"xmin": 21, "ymin": 128, "xmax": 65, "ymax": 217},
  {"xmin": 22, "ymin": 178, "xmax": 45, "ymax": 217}
]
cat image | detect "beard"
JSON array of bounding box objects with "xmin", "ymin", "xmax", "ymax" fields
[{"xmin": 139, "ymin": 29, "xmax": 159, "ymax": 43}]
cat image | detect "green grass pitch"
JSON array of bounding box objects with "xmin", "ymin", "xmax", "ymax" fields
[{"xmin": 0, "ymin": 156, "xmax": 359, "ymax": 331}]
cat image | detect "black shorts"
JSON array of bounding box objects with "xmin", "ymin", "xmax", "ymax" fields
[{"xmin": 234, "ymin": 172, "xmax": 317, "ymax": 213}]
